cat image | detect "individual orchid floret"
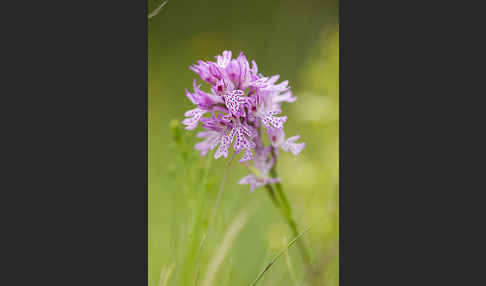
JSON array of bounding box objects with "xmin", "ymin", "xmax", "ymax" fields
[
  {"xmin": 195, "ymin": 130, "xmax": 224, "ymax": 156},
  {"xmin": 267, "ymin": 127, "xmax": 306, "ymax": 155},
  {"xmin": 194, "ymin": 116, "xmax": 227, "ymax": 156},
  {"xmin": 186, "ymin": 79, "xmax": 223, "ymax": 110},
  {"xmin": 246, "ymin": 90, "xmax": 288, "ymax": 130},
  {"xmin": 260, "ymin": 108, "xmax": 287, "ymax": 129},
  {"xmin": 190, "ymin": 60, "xmax": 219, "ymax": 85},
  {"xmin": 281, "ymin": 135, "xmax": 306, "ymax": 155},
  {"xmin": 211, "ymin": 78, "xmax": 234, "ymax": 96},
  {"xmin": 214, "ymin": 132, "xmax": 232, "ymax": 159},
  {"xmin": 250, "ymin": 97, "xmax": 288, "ymax": 129},
  {"xmin": 182, "ymin": 108, "xmax": 207, "ymax": 130},
  {"xmin": 238, "ymin": 172, "xmax": 281, "ymax": 192},
  {"xmin": 193, "ymin": 115, "xmax": 232, "ymax": 159},
  {"xmin": 223, "ymin": 89, "xmax": 247, "ymax": 117},
  {"xmin": 238, "ymin": 145, "xmax": 280, "ymax": 192},
  {"xmin": 229, "ymin": 119, "xmax": 257, "ymax": 162}
]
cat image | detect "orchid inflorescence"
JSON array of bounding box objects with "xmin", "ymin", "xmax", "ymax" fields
[{"xmin": 182, "ymin": 51, "xmax": 305, "ymax": 191}]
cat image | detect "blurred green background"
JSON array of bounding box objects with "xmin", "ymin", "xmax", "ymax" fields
[{"xmin": 149, "ymin": 0, "xmax": 338, "ymax": 285}]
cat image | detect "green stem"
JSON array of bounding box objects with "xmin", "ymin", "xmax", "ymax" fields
[
  {"xmin": 270, "ymin": 168, "xmax": 291, "ymax": 215},
  {"xmin": 264, "ymin": 184, "xmax": 280, "ymax": 207},
  {"xmin": 269, "ymin": 148, "xmax": 291, "ymax": 213},
  {"xmin": 264, "ymin": 184, "xmax": 310, "ymax": 265},
  {"xmin": 268, "ymin": 147, "xmax": 310, "ymax": 264},
  {"xmin": 261, "ymin": 128, "xmax": 310, "ymax": 263}
]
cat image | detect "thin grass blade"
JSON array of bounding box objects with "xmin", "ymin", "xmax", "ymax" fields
[{"xmin": 250, "ymin": 226, "xmax": 311, "ymax": 286}]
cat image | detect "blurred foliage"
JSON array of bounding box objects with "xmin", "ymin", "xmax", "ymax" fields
[{"xmin": 149, "ymin": 0, "xmax": 338, "ymax": 285}]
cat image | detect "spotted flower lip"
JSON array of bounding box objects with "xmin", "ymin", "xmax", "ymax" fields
[{"xmin": 182, "ymin": 50, "xmax": 306, "ymax": 190}]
